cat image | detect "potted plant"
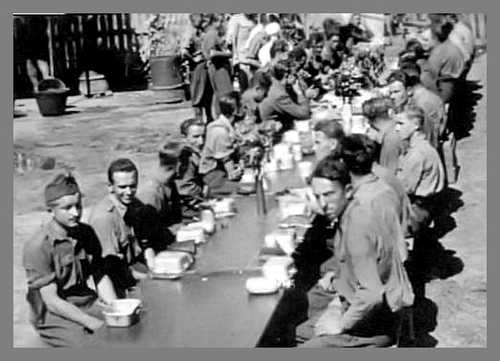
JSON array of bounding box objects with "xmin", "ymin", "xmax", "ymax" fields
[{"xmin": 146, "ymin": 14, "xmax": 186, "ymax": 103}]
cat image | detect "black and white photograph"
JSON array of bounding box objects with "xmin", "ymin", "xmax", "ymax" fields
[{"xmin": 12, "ymin": 12, "xmax": 487, "ymax": 348}]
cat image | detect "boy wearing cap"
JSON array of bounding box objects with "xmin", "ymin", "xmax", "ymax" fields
[
  {"xmin": 87, "ymin": 158, "xmax": 158, "ymax": 297},
  {"xmin": 22, "ymin": 173, "xmax": 117, "ymax": 347}
]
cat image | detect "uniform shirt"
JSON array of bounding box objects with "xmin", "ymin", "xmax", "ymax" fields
[
  {"xmin": 199, "ymin": 114, "xmax": 238, "ymax": 175},
  {"xmin": 420, "ymin": 39, "xmax": 465, "ymax": 94},
  {"xmin": 175, "ymin": 144, "xmax": 204, "ymax": 207},
  {"xmin": 449, "ymin": 21, "xmax": 475, "ymax": 62},
  {"xmin": 22, "ymin": 219, "xmax": 101, "ymax": 326},
  {"xmin": 258, "ymin": 78, "xmax": 311, "ymax": 133},
  {"xmin": 137, "ymin": 171, "xmax": 183, "ymax": 228},
  {"xmin": 87, "ymin": 195, "xmax": 145, "ymax": 264},
  {"xmin": 378, "ymin": 121, "xmax": 403, "ymax": 174},
  {"xmin": 322, "ymin": 174, "xmax": 414, "ymax": 332},
  {"xmin": 408, "ymin": 84, "xmax": 445, "ymax": 148},
  {"xmin": 396, "ymin": 133, "xmax": 445, "ymax": 198}
]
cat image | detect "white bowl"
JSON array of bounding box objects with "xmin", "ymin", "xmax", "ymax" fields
[{"xmin": 103, "ymin": 299, "xmax": 142, "ymax": 327}]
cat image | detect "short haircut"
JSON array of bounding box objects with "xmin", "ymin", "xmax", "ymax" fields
[
  {"xmin": 314, "ymin": 119, "xmax": 345, "ymax": 141},
  {"xmin": 158, "ymin": 140, "xmax": 184, "ymax": 167},
  {"xmin": 271, "ymin": 60, "xmax": 291, "ymax": 81},
  {"xmin": 400, "ymin": 62, "xmax": 422, "ymax": 86},
  {"xmin": 270, "ymin": 39, "xmax": 289, "ymax": 59},
  {"xmin": 219, "ymin": 93, "xmax": 239, "ymax": 117},
  {"xmin": 322, "ymin": 18, "xmax": 340, "ymax": 39},
  {"xmin": 180, "ymin": 118, "xmax": 204, "ymax": 136},
  {"xmin": 431, "ymin": 20, "xmax": 454, "ymax": 43},
  {"xmin": 362, "ymin": 97, "xmax": 393, "ymax": 122},
  {"xmin": 289, "ymin": 46, "xmax": 307, "ymax": 62},
  {"xmin": 311, "ymin": 154, "xmax": 350, "ymax": 186},
  {"xmin": 386, "ymin": 70, "xmax": 408, "ymax": 87},
  {"xmin": 404, "ymin": 106, "xmax": 426, "ymax": 129},
  {"xmin": 340, "ymin": 134, "xmax": 377, "ymax": 176},
  {"xmin": 251, "ymin": 70, "xmax": 272, "ymax": 90},
  {"xmin": 107, "ymin": 158, "xmax": 138, "ymax": 184},
  {"xmin": 405, "ymin": 39, "xmax": 425, "ymax": 59},
  {"xmin": 308, "ymin": 32, "xmax": 324, "ymax": 46}
]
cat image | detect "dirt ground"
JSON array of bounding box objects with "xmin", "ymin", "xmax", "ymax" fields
[{"xmin": 12, "ymin": 52, "xmax": 487, "ymax": 348}]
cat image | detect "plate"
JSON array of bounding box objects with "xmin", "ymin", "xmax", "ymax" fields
[{"xmin": 151, "ymin": 271, "xmax": 185, "ymax": 280}]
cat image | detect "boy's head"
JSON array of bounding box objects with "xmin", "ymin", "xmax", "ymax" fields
[
  {"xmin": 180, "ymin": 118, "xmax": 205, "ymax": 150},
  {"xmin": 158, "ymin": 140, "xmax": 184, "ymax": 183},
  {"xmin": 310, "ymin": 155, "xmax": 351, "ymax": 222},
  {"xmin": 45, "ymin": 173, "xmax": 82, "ymax": 228},
  {"xmin": 107, "ymin": 158, "xmax": 139, "ymax": 206},
  {"xmin": 251, "ymin": 70, "xmax": 272, "ymax": 102},
  {"xmin": 219, "ymin": 93, "xmax": 240, "ymax": 120}
]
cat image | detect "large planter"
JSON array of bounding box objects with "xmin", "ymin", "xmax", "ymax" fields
[
  {"xmin": 35, "ymin": 78, "xmax": 69, "ymax": 116},
  {"xmin": 150, "ymin": 55, "xmax": 185, "ymax": 103}
]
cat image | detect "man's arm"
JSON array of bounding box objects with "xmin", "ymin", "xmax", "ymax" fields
[
  {"xmin": 87, "ymin": 209, "xmax": 121, "ymax": 258},
  {"xmin": 40, "ymin": 283, "xmax": 104, "ymax": 331},
  {"xmin": 274, "ymin": 93, "xmax": 311, "ymax": 120},
  {"xmin": 339, "ymin": 206, "xmax": 385, "ymax": 332}
]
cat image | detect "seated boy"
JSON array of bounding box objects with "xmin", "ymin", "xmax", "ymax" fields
[
  {"xmin": 199, "ymin": 93, "xmax": 244, "ymax": 196},
  {"xmin": 176, "ymin": 118, "xmax": 206, "ymax": 217},
  {"xmin": 22, "ymin": 173, "xmax": 117, "ymax": 347}
]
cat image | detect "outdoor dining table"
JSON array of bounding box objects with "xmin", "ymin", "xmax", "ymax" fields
[{"xmin": 97, "ymin": 164, "xmax": 309, "ymax": 347}]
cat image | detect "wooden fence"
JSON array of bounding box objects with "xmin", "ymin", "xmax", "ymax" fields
[{"xmin": 14, "ymin": 14, "xmax": 137, "ymax": 98}]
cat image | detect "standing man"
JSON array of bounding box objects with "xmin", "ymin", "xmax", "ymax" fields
[
  {"xmin": 22, "ymin": 173, "xmax": 117, "ymax": 347},
  {"xmin": 87, "ymin": 158, "xmax": 158, "ymax": 297},
  {"xmin": 387, "ymin": 66, "xmax": 445, "ymax": 149},
  {"xmin": 296, "ymin": 150, "xmax": 413, "ymax": 348},
  {"xmin": 394, "ymin": 107, "xmax": 446, "ymax": 234},
  {"xmin": 419, "ymin": 17, "xmax": 464, "ymax": 103}
]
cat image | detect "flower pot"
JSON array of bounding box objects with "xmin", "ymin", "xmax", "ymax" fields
[
  {"xmin": 150, "ymin": 55, "xmax": 185, "ymax": 103},
  {"xmin": 35, "ymin": 78, "xmax": 69, "ymax": 116}
]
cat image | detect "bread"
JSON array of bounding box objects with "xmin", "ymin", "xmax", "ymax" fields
[
  {"xmin": 262, "ymin": 256, "xmax": 294, "ymax": 284},
  {"xmin": 153, "ymin": 251, "xmax": 193, "ymax": 274}
]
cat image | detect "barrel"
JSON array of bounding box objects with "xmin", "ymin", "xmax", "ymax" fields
[{"xmin": 149, "ymin": 55, "xmax": 185, "ymax": 103}]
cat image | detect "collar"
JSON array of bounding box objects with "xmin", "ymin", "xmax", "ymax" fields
[
  {"xmin": 107, "ymin": 193, "xmax": 129, "ymax": 218},
  {"xmin": 46, "ymin": 218, "xmax": 77, "ymax": 247},
  {"xmin": 349, "ymin": 173, "xmax": 378, "ymax": 200},
  {"xmin": 409, "ymin": 132, "xmax": 426, "ymax": 149},
  {"xmin": 217, "ymin": 114, "xmax": 233, "ymax": 128}
]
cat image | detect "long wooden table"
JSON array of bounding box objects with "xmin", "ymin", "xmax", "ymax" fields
[{"xmin": 98, "ymin": 166, "xmax": 308, "ymax": 347}]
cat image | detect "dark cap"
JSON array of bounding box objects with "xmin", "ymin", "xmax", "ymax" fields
[{"xmin": 44, "ymin": 172, "xmax": 80, "ymax": 206}]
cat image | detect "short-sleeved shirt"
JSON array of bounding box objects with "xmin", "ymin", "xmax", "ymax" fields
[
  {"xmin": 396, "ymin": 133, "xmax": 445, "ymax": 198},
  {"xmin": 449, "ymin": 21, "xmax": 475, "ymax": 62},
  {"xmin": 87, "ymin": 195, "xmax": 144, "ymax": 265},
  {"xmin": 420, "ymin": 39, "xmax": 465, "ymax": 93},
  {"xmin": 22, "ymin": 219, "xmax": 101, "ymax": 327},
  {"xmin": 199, "ymin": 114, "xmax": 238, "ymax": 174},
  {"xmin": 408, "ymin": 84, "xmax": 445, "ymax": 148}
]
